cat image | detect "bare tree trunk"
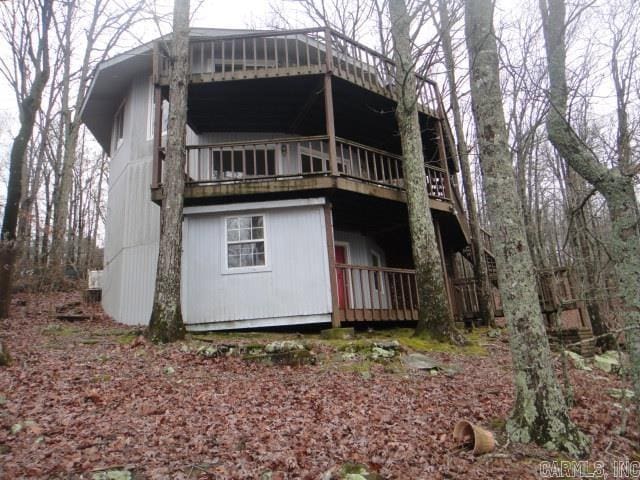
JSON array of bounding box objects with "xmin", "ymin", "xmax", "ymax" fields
[
  {"xmin": 465, "ymin": 0, "xmax": 588, "ymax": 455},
  {"xmin": 540, "ymin": 0, "xmax": 640, "ymax": 418},
  {"xmin": 87, "ymin": 152, "xmax": 107, "ymax": 270},
  {"xmin": 389, "ymin": 0, "xmax": 465, "ymax": 344},
  {"xmin": 18, "ymin": 109, "xmax": 52, "ymax": 270},
  {"xmin": 146, "ymin": 0, "xmax": 189, "ymax": 343},
  {"xmin": 50, "ymin": 0, "xmax": 78, "ymax": 281},
  {"xmin": 49, "ymin": 0, "xmax": 144, "ymax": 281},
  {"xmin": 0, "ymin": 0, "xmax": 52, "ymax": 320},
  {"xmin": 565, "ymin": 167, "xmax": 610, "ymax": 346},
  {"xmin": 41, "ymin": 169, "xmax": 53, "ymax": 267},
  {"xmin": 436, "ymin": 0, "xmax": 494, "ymax": 327}
]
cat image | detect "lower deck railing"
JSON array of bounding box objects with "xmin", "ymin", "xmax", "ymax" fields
[
  {"xmin": 335, "ymin": 264, "xmax": 419, "ymax": 322},
  {"xmin": 452, "ymin": 267, "xmax": 581, "ymax": 321}
]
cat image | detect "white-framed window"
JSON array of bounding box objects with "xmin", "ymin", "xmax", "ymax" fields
[
  {"xmin": 147, "ymin": 77, "xmax": 169, "ymax": 140},
  {"xmin": 113, "ymin": 101, "xmax": 125, "ymax": 150},
  {"xmin": 224, "ymin": 214, "xmax": 268, "ymax": 273}
]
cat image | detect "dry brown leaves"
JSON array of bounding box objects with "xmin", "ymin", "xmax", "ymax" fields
[{"xmin": 0, "ymin": 292, "xmax": 635, "ymax": 479}]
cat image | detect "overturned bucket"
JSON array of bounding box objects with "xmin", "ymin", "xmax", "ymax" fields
[{"xmin": 453, "ymin": 420, "xmax": 496, "ymax": 455}]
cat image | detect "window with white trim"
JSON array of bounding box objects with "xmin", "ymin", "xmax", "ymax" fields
[
  {"xmin": 226, "ymin": 215, "xmax": 266, "ymax": 269},
  {"xmin": 113, "ymin": 102, "xmax": 125, "ymax": 150}
]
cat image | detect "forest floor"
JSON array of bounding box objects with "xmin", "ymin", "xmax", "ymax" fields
[{"xmin": 0, "ymin": 292, "xmax": 636, "ymax": 479}]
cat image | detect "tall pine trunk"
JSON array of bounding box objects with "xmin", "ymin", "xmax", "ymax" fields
[
  {"xmin": 146, "ymin": 0, "xmax": 189, "ymax": 343},
  {"xmin": 465, "ymin": 0, "xmax": 588, "ymax": 455},
  {"xmin": 389, "ymin": 0, "xmax": 465, "ymax": 344}
]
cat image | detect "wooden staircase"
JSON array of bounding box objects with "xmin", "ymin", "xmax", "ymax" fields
[
  {"xmin": 460, "ymin": 227, "xmax": 497, "ymax": 284},
  {"xmin": 548, "ymin": 328, "xmax": 597, "ymax": 357},
  {"xmin": 453, "ymin": 230, "xmax": 594, "ymax": 349}
]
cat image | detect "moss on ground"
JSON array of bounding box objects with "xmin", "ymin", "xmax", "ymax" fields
[
  {"xmin": 396, "ymin": 328, "xmax": 487, "ymax": 355},
  {"xmin": 320, "ymin": 339, "xmax": 377, "ymax": 352},
  {"xmin": 187, "ymin": 327, "xmax": 488, "ymax": 356},
  {"xmin": 189, "ymin": 331, "xmax": 300, "ymax": 343},
  {"xmin": 115, "ymin": 333, "xmax": 138, "ymax": 345},
  {"xmin": 42, "ymin": 324, "xmax": 79, "ymax": 336}
]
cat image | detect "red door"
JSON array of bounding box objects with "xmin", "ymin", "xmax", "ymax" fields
[{"xmin": 335, "ymin": 245, "xmax": 348, "ymax": 309}]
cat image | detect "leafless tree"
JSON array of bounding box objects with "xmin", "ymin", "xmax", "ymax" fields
[
  {"xmin": 430, "ymin": 0, "xmax": 495, "ymax": 327},
  {"xmin": 389, "ymin": 0, "xmax": 465, "ymax": 344},
  {"xmin": 0, "ymin": 0, "xmax": 53, "ymax": 323},
  {"xmin": 465, "ymin": 0, "xmax": 588, "ymax": 455},
  {"xmin": 146, "ymin": 0, "xmax": 189, "ymax": 343},
  {"xmin": 48, "ymin": 0, "xmax": 145, "ymax": 282},
  {"xmin": 0, "ymin": 0, "xmax": 50, "ymax": 369},
  {"xmin": 539, "ymin": 0, "xmax": 640, "ymax": 419}
]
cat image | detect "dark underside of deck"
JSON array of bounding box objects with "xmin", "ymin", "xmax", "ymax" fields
[{"xmin": 151, "ymin": 175, "xmax": 468, "ymax": 253}]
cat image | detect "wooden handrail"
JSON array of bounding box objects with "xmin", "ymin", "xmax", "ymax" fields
[
  {"xmin": 188, "ymin": 28, "xmax": 325, "ymax": 43},
  {"xmin": 157, "ymin": 27, "xmax": 443, "ymax": 118},
  {"xmin": 336, "ymin": 137, "xmax": 401, "ymax": 160},
  {"xmin": 336, "ymin": 263, "xmax": 415, "ymax": 274},
  {"xmin": 328, "ymin": 30, "xmax": 394, "ymax": 67},
  {"xmin": 187, "ymin": 135, "xmax": 328, "ymax": 150}
]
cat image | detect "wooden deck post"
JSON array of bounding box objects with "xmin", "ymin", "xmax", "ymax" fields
[
  {"xmin": 324, "ymin": 202, "xmax": 341, "ymax": 327},
  {"xmin": 324, "ymin": 29, "xmax": 339, "ymax": 177},
  {"xmin": 152, "ymin": 41, "xmax": 163, "ymax": 189},
  {"xmin": 435, "ymin": 219, "xmax": 455, "ymax": 320},
  {"xmin": 435, "ymin": 120, "xmax": 452, "ymax": 200}
]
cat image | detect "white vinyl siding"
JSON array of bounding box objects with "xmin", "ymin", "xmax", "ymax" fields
[
  {"xmin": 103, "ymin": 76, "xmax": 159, "ymax": 326},
  {"xmin": 182, "ymin": 199, "xmax": 332, "ymax": 327}
]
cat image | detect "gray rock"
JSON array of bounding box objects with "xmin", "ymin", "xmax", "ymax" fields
[
  {"xmin": 594, "ymin": 352, "xmax": 621, "ymax": 374},
  {"xmin": 370, "ymin": 346, "xmax": 395, "ymax": 359},
  {"xmin": 92, "ymin": 471, "xmax": 132, "ymax": 480},
  {"xmin": 607, "ymin": 388, "xmax": 634, "ymax": 399},
  {"xmin": 403, "ymin": 353, "xmax": 441, "ymax": 370},
  {"xmin": 337, "ymin": 462, "xmax": 383, "ymax": 480},
  {"xmin": 486, "ymin": 329, "xmax": 502, "ymax": 338},
  {"xmin": 264, "ymin": 341, "xmax": 305, "ymax": 353},
  {"xmin": 565, "ymin": 350, "xmax": 591, "ymax": 371},
  {"xmin": 341, "ymin": 352, "xmax": 359, "ymax": 361},
  {"xmin": 196, "ymin": 344, "xmax": 234, "ymax": 358},
  {"xmin": 244, "ymin": 349, "xmax": 315, "ymax": 366},
  {"xmin": 373, "ymin": 340, "xmax": 401, "ymax": 350}
]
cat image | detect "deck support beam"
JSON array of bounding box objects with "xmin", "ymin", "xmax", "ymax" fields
[
  {"xmin": 436, "ymin": 120, "xmax": 452, "ymax": 201},
  {"xmin": 324, "ymin": 29, "xmax": 339, "ymax": 177},
  {"xmin": 324, "ymin": 202, "xmax": 341, "ymax": 328},
  {"xmin": 435, "ymin": 219, "xmax": 455, "ymax": 320},
  {"xmin": 324, "ymin": 75, "xmax": 338, "ymax": 176},
  {"xmin": 152, "ymin": 41, "xmax": 163, "ymax": 189}
]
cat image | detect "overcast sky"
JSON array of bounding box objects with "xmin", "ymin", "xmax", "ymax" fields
[{"xmin": 0, "ymin": 0, "xmax": 274, "ymax": 120}]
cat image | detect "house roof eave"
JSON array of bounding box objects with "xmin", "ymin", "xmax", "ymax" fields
[{"xmin": 80, "ymin": 27, "xmax": 259, "ymax": 154}]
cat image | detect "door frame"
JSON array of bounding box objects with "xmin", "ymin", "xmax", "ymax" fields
[{"xmin": 334, "ymin": 241, "xmax": 353, "ymax": 309}]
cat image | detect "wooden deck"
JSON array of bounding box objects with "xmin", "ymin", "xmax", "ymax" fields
[
  {"xmin": 151, "ymin": 135, "xmax": 455, "ymax": 211},
  {"xmin": 156, "ymin": 28, "xmax": 444, "ymax": 118},
  {"xmin": 334, "ymin": 264, "xmax": 419, "ymax": 323},
  {"xmin": 452, "ymin": 267, "xmax": 592, "ymax": 332}
]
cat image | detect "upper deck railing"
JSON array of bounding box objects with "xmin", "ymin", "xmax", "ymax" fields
[{"xmin": 156, "ymin": 28, "xmax": 443, "ymax": 118}]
